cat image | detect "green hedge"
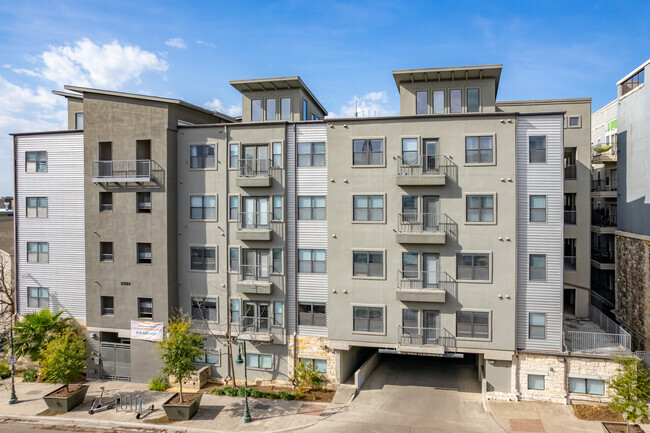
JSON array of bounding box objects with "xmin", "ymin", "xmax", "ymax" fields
[{"xmin": 209, "ymin": 386, "xmax": 304, "ymax": 401}]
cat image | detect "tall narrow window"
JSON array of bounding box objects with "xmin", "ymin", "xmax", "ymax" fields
[
  {"xmin": 229, "ymin": 247, "xmax": 239, "ymax": 272},
  {"xmin": 138, "ymin": 298, "xmax": 153, "ymax": 319},
  {"xmin": 137, "ymin": 243, "xmax": 152, "ymax": 264},
  {"xmin": 401, "ymin": 138, "xmax": 418, "ymax": 165},
  {"xmin": 467, "ymin": 89, "xmax": 480, "ymax": 112},
  {"xmin": 99, "ymin": 192, "xmax": 113, "ymax": 212},
  {"xmin": 251, "ymin": 99, "xmax": 262, "ymax": 121},
  {"xmin": 101, "ymin": 296, "xmax": 114, "ymax": 315},
  {"xmin": 450, "ymin": 89, "xmax": 462, "ymax": 113},
  {"xmin": 416, "ymin": 91, "xmax": 428, "ymax": 114},
  {"xmin": 302, "ymin": 100, "xmax": 307, "ymax": 120},
  {"xmin": 530, "ymin": 195, "xmax": 547, "ymax": 222},
  {"xmin": 433, "ymin": 90, "xmax": 445, "ymax": 114},
  {"xmin": 137, "ymin": 192, "xmax": 151, "ymax": 213},
  {"xmin": 272, "ymin": 196, "xmax": 282, "ymax": 220},
  {"xmin": 265, "ymin": 99, "xmax": 276, "ymax": 121},
  {"xmin": 229, "ymin": 196, "xmax": 238, "ymax": 220},
  {"xmin": 272, "ymin": 249, "xmax": 282, "ymax": 273},
  {"xmin": 529, "ymin": 136, "xmax": 547, "ymax": 163},
  {"xmin": 280, "ymin": 97, "xmax": 291, "ymax": 120},
  {"xmin": 564, "ymin": 238, "xmax": 577, "ymax": 271},
  {"xmin": 100, "ymin": 242, "xmax": 113, "ymax": 262},
  {"xmin": 273, "ymin": 301, "xmax": 284, "ymax": 326},
  {"xmin": 230, "ymin": 299, "xmax": 240, "ymax": 323},
  {"xmin": 75, "ymin": 113, "xmax": 84, "ymax": 129},
  {"xmin": 529, "ymin": 254, "xmax": 546, "ymax": 281},
  {"xmin": 229, "ymin": 144, "xmax": 239, "ymax": 168},
  {"xmin": 529, "ymin": 313, "xmax": 546, "ymax": 339},
  {"xmin": 272, "ymin": 142, "xmax": 282, "ymax": 167}
]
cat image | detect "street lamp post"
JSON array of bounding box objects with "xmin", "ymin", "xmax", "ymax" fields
[
  {"xmin": 8, "ymin": 312, "xmax": 17, "ymax": 404},
  {"xmin": 235, "ymin": 341, "xmax": 251, "ymax": 423}
]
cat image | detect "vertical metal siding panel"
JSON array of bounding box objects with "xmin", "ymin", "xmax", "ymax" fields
[
  {"xmin": 15, "ymin": 133, "xmax": 86, "ymax": 320},
  {"xmin": 516, "ymin": 116, "xmax": 563, "ymax": 351},
  {"xmin": 286, "ymin": 126, "xmax": 296, "ymax": 334}
]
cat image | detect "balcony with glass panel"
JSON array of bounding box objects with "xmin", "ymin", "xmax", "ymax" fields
[
  {"xmin": 236, "ymin": 211, "xmax": 272, "ymax": 241},
  {"xmin": 396, "ymin": 270, "xmax": 456, "ymax": 303},
  {"xmin": 396, "ymin": 213, "xmax": 452, "ymax": 244},
  {"xmin": 236, "ymin": 158, "xmax": 272, "ymax": 187},
  {"xmin": 91, "ymin": 160, "xmax": 163, "ymax": 184},
  {"xmin": 236, "ymin": 264, "xmax": 273, "ymax": 295}
]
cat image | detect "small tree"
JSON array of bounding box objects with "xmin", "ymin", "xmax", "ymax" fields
[
  {"xmin": 40, "ymin": 328, "xmax": 86, "ymax": 392},
  {"xmin": 293, "ymin": 361, "xmax": 324, "ymax": 391},
  {"xmin": 157, "ymin": 316, "xmax": 205, "ymax": 403},
  {"xmin": 608, "ymin": 355, "xmax": 650, "ymax": 431},
  {"xmin": 11, "ymin": 309, "xmax": 73, "ymax": 362}
]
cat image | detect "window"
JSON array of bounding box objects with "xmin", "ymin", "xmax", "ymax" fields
[
  {"xmin": 190, "ymin": 196, "xmax": 216, "ymax": 220},
  {"xmin": 564, "ymin": 193, "xmax": 577, "ymax": 225},
  {"xmin": 192, "ymin": 297, "xmax": 217, "ymax": 321},
  {"xmin": 280, "ymin": 97, "xmax": 291, "ymax": 120},
  {"xmin": 298, "ymin": 249, "xmax": 326, "ymax": 273},
  {"xmin": 450, "ymin": 89, "xmax": 462, "ymax": 113},
  {"xmin": 528, "ymin": 374, "xmax": 545, "ymax": 391},
  {"xmin": 191, "ymin": 246, "xmax": 216, "ymax": 270},
  {"xmin": 229, "ymin": 196, "xmax": 238, "ymax": 220},
  {"xmin": 353, "ymin": 195, "xmax": 383, "ymax": 221},
  {"xmin": 456, "ymin": 311, "xmax": 489, "ymax": 338},
  {"xmin": 564, "ymin": 238, "xmax": 577, "ymax": 271},
  {"xmin": 402, "ymin": 195, "xmax": 418, "ymax": 219},
  {"xmin": 529, "ymin": 313, "xmax": 546, "ymax": 339},
  {"xmin": 530, "ymin": 195, "xmax": 547, "ymax": 222},
  {"xmin": 353, "ymin": 139, "xmax": 383, "ymax": 165},
  {"xmin": 265, "ymin": 99, "xmax": 276, "ymax": 121},
  {"xmin": 466, "ymin": 195, "xmax": 494, "ymax": 222},
  {"xmin": 401, "ymin": 252, "xmax": 418, "ymax": 278},
  {"xmin": 302, "ymin": 100, "xmax": 307, "ymax": 120},
  {"xmin": 529, "ymin": 255, "xmax": 546, "ymax": 281},
  {"xmin": 190, "ymin": 144, "xmax": 215, "ymax": 169},
  {"xmin": 251, "ymin": 99, "xmax": 262, "ymax": 121},
  {"xmin": 353, "ymin": 306, "xmax": 384, "ymax": 333},
  {"xmin": 297, "ymin": 142, "xmax": 325, "ymax": 166},
  {"xmin": 433, "ymin": 90, "xmax": 445, "ymax": 114},
  {"xmin": 353, "ymin": 251, "xmax": 383, "ymax": 277},
  {"xmin": 568, "ymin": 116, "xmax": 580, "ymax": 127},
  {"xmin": 101, "ymin": 296, "xmax": 114, "ymax": 316},
  {"xmin": 137, "ymin": 192, "xmax": 151, "ymax": 213},
  {"xmin": 246, "ymin": 353, "xmax": 272, "ymax": 369},
  {"xmin": 401, "ymin": 138, "xmax": 418, "ymax": 165},
  {"xmin": 26, "ymin": 197, "xmax": 47, "ymax": 218},
  {"xmin": 27, "ymin": 242, "xmax": 48, "ymax": 263},
  {"xmin": 230, "ymin": 299, "xmax": 240, "ymax": 323},
  {"xmin": 465, "ymin": 136, "xmax": 493, "ymax": 164},
  {"xmin": 75, "ymin": 112, "xmax": 84, "ymax": 129},
  {"xmin": 272, "ymin": 196, "xmax": 282, "ymax": 220},
  {"xmin": 456, "ymin": 254, "xmax": 489, "ymax": 280},
  {"xmin": 229, "ymin": 247, "xmax": 239, "ymax": 272},
  {"xmin": 27, "ymin": 287, "xmax": 48, "ymax": 308},
  {"xmin": 273, "ymin": 301, "xmax": 283, "ymax": 326},
  {"xmin": 138, "ymin": 298, "xmax": 153, "ymax": 319},
  {"xmin": 529, "ymin": 136, "xmax": 546, "ymax": 163},
  {"xmin": 272, "ymin": 249, "xmax": 282, "ymax": 273},
  {"xmin": 25, "ymin": 151, "xmax": 47, "ymax": 172},
  {"xmin": 402, "ymin": 308, "xmax": 419, "ymax": 328},
  {"xmin": 467, "ymin": 89, "xmax": 480, "ymax": 112},
  {"xmin": 416, "ymin": 91, "xmax": 428, "ymax": 115},
  {"xmin": 137, "ymin": 243, "xmax": 151, "ymax": 264},
  {"xmin": 621, "ymin": 68, "xmax": 644, "ymax": 96},
  {"xmin": 298, "ymin": 196, "xmax": 325, "ymax": 220},
  {"xmin": 272, "ymin": 142, "xmax": 282, "ymax": 167},
  {"xmin": 229, "ymin": 144, "xmax": 238, "ymax": 168},
  {"xmin": 195, "ymin": 343, "xmax": 220, "ymax": 365},
  {"xmin": 299, "ymin": 358, "xmax": 327, "ymax": 373},
  {"xmin": 100, "ymin": 242, "xmax": 113, "ymax": 262},
  {"xmin": 99, "ymin": 192, "xmax": 113, "ymax": 212},
  {"xmin": 569, "ymin": 378, "xmax": 605, "ymax": 395},
  {"xmin": 298, "ymin": 302, "xmax": 326, "ymax": 326}
]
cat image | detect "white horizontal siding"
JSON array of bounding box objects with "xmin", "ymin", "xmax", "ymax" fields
[
  {"xmin": 298, "ymin": 326, "xmax": 328, "ymax": 337},
  {"xmin": 516, "ymin": 116, "xmax": 563, "ymax": 351},
  {"xmin": 15, "ymin": 133, "xmax": 86, "ymax": 320},
  {"xmin": 286, "ymin": 126, "xmax": 297, "ymax": 333},
  {"xmin": 297, "ymin": 274, "xmax": 328, "ymax": 302},
  {"xmin": 297, "ymin": 221, "xmax": 328, "ymax": 248},
  {"xmin": 296, "ymin": 167, "xmax": 328, "ymax": 195}
]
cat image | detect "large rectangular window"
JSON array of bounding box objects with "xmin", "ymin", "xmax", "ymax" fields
[
  {"xmin": 529, "ymin": 313, "xmax": 546, "ymax": 339},
  {"xmin": 26, "ymin": 197, "xmax": 47, "ymax": 218},
  {"xmin": 298, "ymin": 249, "xmax": 326, "ymax": 273},
  {"xmin": 466, "ymin": 195, "xmax": 494, "ymax": 222},
  {"xmin": 465, "ymin": 136, "xmax": 493, "ymax": 164},
  {"xmin": 529, "ymin": 255, "xmax": 546, "ymax": 281},
  {"xmin": 297, "ymin": 142, "xmax": 325, "ymax": 166},
  {"xmin": 192, "ymin": 297, "xmax": 217, "ymax": 321},
  {"xmin": 25, "ymin": 151, "xmax": 47, "ymax": 172},
  {"xmin": 137, "ymin": 243, "xmax": 151, "ymax": 264},
  {"xmin": 246, "ymin": 353, "xmax": 272, "ymax": 369},
  {"xmin": 530, "ymin": 195, "xmax": 547, "ymax": 222},
  {"xmin": 433, "ymin": 90, "xmax": 445, "ymax": 114},
  {"xmin": 456, "ymin": 254, "xmax": 489, "ymax": 280},
  {"xmin": 467, "ymin": 88, "xmax": 480, "ymax": 112},
  {"xmin": 299, "ymin": 358, "xmax": 327, "ymax": 373},
  {"xmin": 416, "ymin": 91, "xmax": 428, "ymax": 115},
  {"xmin": 353, "ymin": 251, "xmax": 383, "ymax": 277},
  {"xmin": 529, "ymin": 136, "xmax": 547, "ymax": 163},
  {"xmin": 353, "ymin": 139, "xmax": 383, "ymax": 165},
  {"xmin": 353, "ymin": 195, "xmax": 383, "ymax": 221},
  {"xmin": 569, "ymin": 378, "xmax": 605, "ymax": 395},
  {"xmin": 138, "ymin": 297, "xmax": 153, "ymax": 319},
  {"xmin": 191, "ymin": 246, "xmax": 216, "ymax": 270},
  {"xmin": 190, "ymin": 196, "xmax": 216, "ymax": 220},
  {"xmin": 280, "ymin": 97, "xmax": 291, "ymax": 120},
  {"xmin": 251, "ymin": 99, "xmax": 262, "ymax": 121},
  {"xmin": 190, "ymin": 144, "xmax": 215, "ymax": 169},
  {"xmin": 353, "ymin": 306, "xmax": 384, "ymax": 333},
  {"xmin": 450, "ymin": 89, "xmax": 462, "ymax": 113},
  {"xmin": 265, "ymin": 99, "xmax": 276, "ymax": 121},
  {"xmin": 27, "ymin": 287, "xmax": 48, "ymax": 308},
  {"xmin": 298, "ymin": 302, "xmax": 326, "ymax": 326},
  {"xmin": 27, "ymin": 242, "xmax": 48, "ymax": 263},
  {"xmin": 528, "ymin": 374, "xmax": 545, "ymax": 391},
  {"xmin": 456, "ymin": 311, "xmax": 489, "ymax": 338},
  {"xmin": 298, "ymin": 196, "xmax": 325, "ymax": 220}
]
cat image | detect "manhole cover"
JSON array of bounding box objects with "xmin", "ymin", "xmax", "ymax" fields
[
  {"xmin": 297, "ymin": 404, "xmax": 326, "ymax": 416},
  {"xmin": 509, "ymin": 418, "xmax": 544, "ymax": 432}
]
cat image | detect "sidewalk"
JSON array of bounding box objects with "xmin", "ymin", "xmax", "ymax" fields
[{"xmin": 0, "ymin": 378, "xmax": 337, "ymax": 432}]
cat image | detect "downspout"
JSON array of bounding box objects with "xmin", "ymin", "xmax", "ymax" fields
[
  {"xmin": 562, "ymin": 356, "xmax": 569, "ymax": 405},
  {"xmin": 292, "ymin": 122, "xmax": 298, "ymax": 372},
  {"xmin": 12, "ymin": 135, "xmax": 18, "ymax": 319},
  {"xmin": 514, "ymin": 351, "xmax": 521, "ymax": 400}
]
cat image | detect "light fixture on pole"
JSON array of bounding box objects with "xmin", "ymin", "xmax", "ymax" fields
[
  {"xmin": 8, "ymin": 312, "xmax": 17, "ymax": 404},
  {"xmin": 235, "ymin": 341, "xmax": 251, "ymax": 423}
]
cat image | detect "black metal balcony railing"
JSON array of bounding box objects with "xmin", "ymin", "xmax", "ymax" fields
[
  {"xmin": 397, "ymin": 154, "xmax": 455, "ymax": 178},
  {"xmin": 397, "ymin": 213, "xmax": 454, "ymax": 236},
  {"xmin": 397, "ymin": 270, "xmax": 456, "ymax": 294},
  {"xmin": 239, "ymin": 316, "xmax": 270, "ymax": 333},
  {"xmin": 398, "ymin": 326, "xmax": 456, "ymax": 349},
  {"xmin": 564, "ymin": 164, "xmax": 577, "ymax": 180},
  {"xmin": 564, "ymin": 210, "xmax": 576, "ymax": 225},
  {"xmin": 592, "ymin": 249, "xmax": 615, "ymax": 264},
  {"xmin": 591, "ymin": 213, "xmax": 616, "ymax": 227},
  {"xmin": 92, "ymin": 159, "xmax": 163, "ymax": 183},
  {"xmin": 592, "ymin": 179, "xmax": 617, "ymax": 192}
]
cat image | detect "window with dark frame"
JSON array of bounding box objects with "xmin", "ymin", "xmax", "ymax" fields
[
  {"xmin": 100, "ymin": 242, "xmax": 113, "ymax": 262},
  {"xmin": 26, "ymin": 197, "xmax": 47, "ymax": 218},
  {"xmin": 465, "ymin": 136, "xmax": 493, "ymax": 163},
  {"xmin": 190, "ymin": 144, "xmax": 215, "ymax": 169},
  {"xmin": 99, "ymin": 192, "xmax": 113, "ymax": 212},
  {"xmin": 353, "ymin": 139, "xmax": 383, "ymax": 165},
  {"xmin": 25, "ymin": 151, "xmax": 47, "ymax": 172},
  {"xmin": 298, "ymin": 249, "xmax": 326, "ymax": 273},
  {"xmin": 229, "ymin": 144, "xmax": 238, "ymax": 168},
  {"xmin": 353, "ymin": 251, "xmax": 383, "ymax": 277},
  {"xmin": 191, "ymin": 246, "xmax": 216, "ymax": 270},
  {"xmin": 298, "ymin": 302, "xmax": 326, "ymax": 326},
  {"xmin": 456, "ymin": 253, "xmax": 489, "ymax": 280},
  {"xmin": 101, "ymin": 296, "xmax": 114, "ymax": 316},
  {"xmin": 75, "ymin": 113, "xmax": 84, "ymax": 129},
  {"xmin": 190, "ymin": 196, "xmax": 216, "ymax": 220},
  {"xmin": 27, "ymin": 287, "xmax": 48, "ymax": 308},
  {"xmin": 466, "ymin": 195, "xmax": 494, "ymax": 222},
  {"xmin": 529, "ymin": 312, "xmax": 546, "ymax": 339},
  {"xmin": 297, "ymin": 142, "xmax": 325, "ymax": 166},
  {"xmin": 353, "ymin": 195, "xmax": 383, "ymax": 221},
  {"xmin": 467, "ymin": 88, "xmax": 480, "ymax": 112},
  {"xmin": 137, "ymin": 192, "xmax": 151, "ymax": 213},
  {"xmin": 229, "ymin": 196, "xmax": 238, "ymax": 220},
  {"xmin": 27, "ymin": 242, "xmax": 48, "ymax": 263},
  {"xmin": 416, "ymin": 91, "xmax": 428, "ymax": 115},
  {"xmin": 456, "ymin": 311, "xmax": 489, "ymax": 338},
  {"xmin": 353, "ymin": 306, "xmax": 383, "ymax": 332},
  {"xmin": 298, "ymin": 196, "xmax": 325, "ymax": 220},
  {"xmin": 191, "ymin": 297, "xmax": 217, "ymax": 321},
  {"xmin": 529, "ymin": 136, "xmax": 547, "ymax": 163},
  {"xmin": 138, "ymin": 297, "xmax": 153, "ymax": 319},
  {"xmin": 137, "ymin": 243, "xmax": 152, "ymax": 264},
  {"xmin": 229, "ymin": 248, "xmax": 239, "ymax": 272}
]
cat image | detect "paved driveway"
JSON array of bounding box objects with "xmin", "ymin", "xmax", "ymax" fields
[{"xmin": 306, "ymin": 353, "xmax": 504, "ymax": 433}]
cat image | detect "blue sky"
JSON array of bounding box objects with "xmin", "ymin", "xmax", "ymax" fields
[{"xmin": 1, "ymin": 0, "xmax": 649, "ymax": 195}]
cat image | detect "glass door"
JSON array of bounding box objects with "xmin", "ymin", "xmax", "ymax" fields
[
  {"xmin": 423, "ymin": 139, "xmax": 438, "ymax": 173},
  {"xmin": 423, "ymin": 254, "xmax": 439, "ymax": 288},
  {"xmin": 423, "ymin": 310, "xmax": 440, "ymax": 344},
  {"xmin": 422, "ymin": 196, "xmax": 439, "ymax": 231}
]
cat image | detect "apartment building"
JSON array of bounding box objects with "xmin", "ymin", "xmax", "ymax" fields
[{"xmin": 16, "ymin": 63, "xmax": 627, "ymax": 403}]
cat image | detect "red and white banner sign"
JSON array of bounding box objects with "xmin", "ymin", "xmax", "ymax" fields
[{"xmin": 130, "ymin": 320, "xmax": 164, "ymax": 341}]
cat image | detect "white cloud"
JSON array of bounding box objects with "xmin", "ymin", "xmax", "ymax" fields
[
  {"xmin": 196, "ymin": 40, "xmax": 217, "ymax": 49},
  {"xmin": 327, "ymin": 91, "xmax": 397, "ymax": 118},
  {"xmin": 204, "ymin": 97, "xmax": 241, "ymax": 117},
  {"xmin": 165, "ymin": 38, "xmax": 187, "ymax": 49},
  {"xmin": 14, "ymin": 38, "xmax": 168, "ymax": 89}
]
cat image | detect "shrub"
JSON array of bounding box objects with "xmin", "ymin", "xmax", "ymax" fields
[
  {"xmin": 0, "ymin": 363, "xmax": 10, "ymax": 379},
  {"xmin": 148, "ymin": 376, "xmax": 169, "ymax": 391},
  {"xmin": 22, "ymin": 369, "xmax": 38, "ymax": 382},
  {"xmin": 209, "ymin": 387, "xmax": 226, "ymax": 396},
  {"xmin": 40, "ymin": 328, "xmax": 86, "ymax": 392},
  {"xmin": 293, "ymin": 391, "xmax": 305, "ymax": 400},
  {"xmin": 237, "ymin": 386, "xmax": 247, "ymax": 397},
  {"xmin": 249, "ymin": 388, "xmax": 263, "ymax": 398},
  {"xmin": 311, "ymin": 393, "xmax": 320, "ymax": 401},
  {"xmin": 293, "ymin": 361, "xmax": 324, "ymax": 391},
  {"xmin": 264, "ymin": 391, "xmax": 280, "ymax": 399},
  {"xmin": 11, "ymin": 309, "xmax": 74, "ymax": 363},
  {"xmin": 277, "ymin": 391, "xmax": 294, "ymax": 400},
  {"xmin": 224, "ymin": 386, "xmax": 239, "ymax": 397},
  {"xmin": 608, "ymin": 355, "xmax": 650, "ymax": 426}
]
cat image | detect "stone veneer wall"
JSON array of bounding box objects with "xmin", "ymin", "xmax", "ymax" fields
[
  {"xmin": 288, "ymin": 335, "xmax": 337, "ymax": 388},
  {"xmin": 616, "ymin": 234, "xmax": 650, "ymax": 350}
]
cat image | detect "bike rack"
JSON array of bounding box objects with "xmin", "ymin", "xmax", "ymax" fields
[{"xmin": 135, "ymin": 395, "xmax": 154, "ymax": 419}]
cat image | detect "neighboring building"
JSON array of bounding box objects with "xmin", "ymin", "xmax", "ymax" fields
[
  {"xmin": 590, "ymin": 100, "xmax": 618, "ymax": 317},
  {"xmin": 615, "ymin": 59, "xmax": 650, "ymax": 351},
  {"xmin": 0, "ymin": 218, "xmax": 14, "ymax": 333}
]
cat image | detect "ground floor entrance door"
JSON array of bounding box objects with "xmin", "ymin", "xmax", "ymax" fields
[{"xmin": 100, "ymin": 341, "xmax": 131, "ymax": 381}]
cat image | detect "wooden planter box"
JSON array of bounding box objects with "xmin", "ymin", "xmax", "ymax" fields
[
  {"xmin": 602, "ymin": 421, "xmax": 645, "ymax": 433},
  {"xmin": 169, "ymin": 366, "xmax": 210, "ymax": 392},
  {"xmin": 162, "ymin": 392, "xmax": 203, "ymax": 420},
  {"xmin": 43, "ymin": 384, "xmax": 89, "ymax": 412}
]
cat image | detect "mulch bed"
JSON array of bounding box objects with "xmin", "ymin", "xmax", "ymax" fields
[
  {"xmin": 46, "ymin": 385, "xmax": 86, "ymax": 398},
  {"xmin": 573, "ymin": 404, "xmax": 649, "ymax": 423},
  {"xmin": 165, "ymin": 392, "xmax": 201, "ymax": 406},
  {"xmin": 602, "ymin": 422, "xmax": 645, "ymax": 433},
  {"xmin": 207, "ymin": 383, "xmax": 335, "ymax": 403}
]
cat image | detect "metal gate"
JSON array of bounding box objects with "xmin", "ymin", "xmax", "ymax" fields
[{"xmin": 100, "ymin": 342, "xmax": 131, "ymax": 381}]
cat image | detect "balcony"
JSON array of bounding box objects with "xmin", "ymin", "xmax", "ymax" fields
[
  {"xmin": 591, "ymin": 179, "xmax": 617, "ymax": 198},
  {"xmin": 396, "ymin": 271, "xmax": 456, "ymax": 303},
  {"xmin": 92, "ymin": 160, "xmax": 163, "ymax": 184},
  {"xmin": 237, "ymin": 316, "xmax": 273, "ymax": 342},
  {"xmin": 236, "ymin": 211, "xmax": 272, "ymax": 241},
  {"xmin": 236, "ymin": 265, "xmax": 272, "ymax": 294},
  {"xmin": 591, "ymin": 249, "xmax": 615, "ymax": 270},
  {"xmin": 397, "ymin": 326, "xmax": 456, "ymax": 355},
  {"xmin": 564, "ymin": 164, "xmax": 577, "ymax": 180},
  {"xmin": 236, "ymin": 158, "xmax": 272, "ymax": 187},
  {"xmin": 564, "ymin": 256, "xmax": 576, "ymax": 272},
  {"xmin": 592, "ymin": 146, "xmax": 617, "ymax": 164},
  {"xmin": 396, "ymin": 155, "xmax": 455, "ymax": 186},
  {"xmin": 396, "ymin": 213, "xmax": 452, "ymax": 244},
  {"xmin": 591, "ymin": 212, "xmax": 616, "ymax": 234},
  {"xmin": 564, "ymin": 210, "xmax": 576, "ymax": 225},
  {"xmin": 564, "ymin": 305, "xmax": 630, "ymax": 354}
]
